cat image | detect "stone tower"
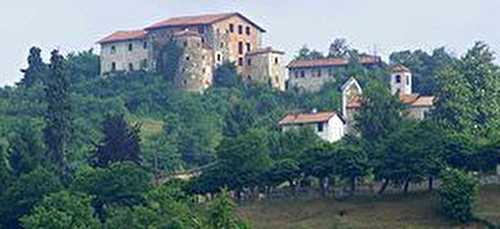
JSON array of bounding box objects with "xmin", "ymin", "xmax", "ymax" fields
[
  {"xmin": 390, "ymin": 64, "xmax": 412, "ymax": 95},
  {"xmin": 173, "ymin": 30, "xmax": 214, "ymax": 93},
  {"xmin": 243, "ymin": 47, "xmax": 286, "ymax": 91}
]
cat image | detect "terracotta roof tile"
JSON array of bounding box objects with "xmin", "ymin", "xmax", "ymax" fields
[
  {"xmin": 287, "ymin": 56, "xmax": 381, "ymax": 69},
  {"xmin": 399, "ymin": 94, "xmax": 420, "ymax": 104},
  {"xmin": 410, "ymin": 96, "xmax": 435, "ymax": 107},
  {"xmin": 278, "ymin": 111, "xmax": 341, "ymax": 125},
  {"xmin": 391, "ymin": 64, "xmax": 411, "ymax": 73},
  {"xmin": 145, "ymin": 12, "xmax": 266, "ymax": 32},
  {"xmin": 97, "ymin": 30, "xmax": 146, "ymax": 44}
]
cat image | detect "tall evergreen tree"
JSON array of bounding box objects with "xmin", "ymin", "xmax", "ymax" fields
[
  {"xmin": 43, "ymin": 50, "xmax": 72, "ymax": 175},
  {"xmin": 19, "ymin": 47, "xmax": 48, "ymax": 87},
  {"xmin": 92, "ymin": 113, "xmax": 142, "ymax": 167}
]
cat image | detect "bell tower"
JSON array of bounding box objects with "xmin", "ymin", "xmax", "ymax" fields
[{"xmin": 390, "ymin": 64, "xmax": 412, "ymax": 95}]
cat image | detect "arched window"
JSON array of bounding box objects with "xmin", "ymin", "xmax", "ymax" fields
[
  {"xmin": 128, "ymin": 43, "xmax": 133, "ymax": 51},
  {"xmin": 111, "ymin": 62, "xmax": 116, "ymax": 71},
  {"xmin": 128, "ymin": 63, "xmax": 134, "ymax": 71},
  {"xmin": 406, "ymin": 75, "xmax": 410, "ymax": 85},
  {"xmin": 395, "ymin": 75, "xmax": 401, "ymax": 83}
]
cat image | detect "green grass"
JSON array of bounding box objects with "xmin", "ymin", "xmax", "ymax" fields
[
  {"xmin": 128, "ymin": 116, "xmax": 164, "ymax": 140},
  {"xmin": 238, "ymin": 185, "xmax": 500, "ymax": 229}
]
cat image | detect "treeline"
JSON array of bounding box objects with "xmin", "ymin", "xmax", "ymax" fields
[{"xmin": 0, "ymin": 40, "xmax": 498, "ymax": 228}]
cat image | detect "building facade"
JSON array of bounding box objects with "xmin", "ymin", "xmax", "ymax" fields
[
  {"xmin": 286, "ymin": 55, "xmax": 382, "ymax": 92},
  {"xmin": 278, "ymin": 111, "xmax": 346, "ymax": 143},
  {"xmin": 98, "ymin": 12, "xmax": 285, "ymax": 92}
]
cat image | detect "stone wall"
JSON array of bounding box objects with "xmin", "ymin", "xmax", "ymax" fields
[
  {"xmin": 173, "ymin": 35, "xmax": 214, "ymax": 93},
  {"xmin": 100, "ymin": 39, "xmax": 149, "ymax": 75},
  {"xmin": 244, "ymin": 51, "xmax": 286, "ymax": 91}
]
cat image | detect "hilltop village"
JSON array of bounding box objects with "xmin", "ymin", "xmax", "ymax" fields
[{"xmin": 98, "ymin": 12, "xmax": 435, "ymax": 142}]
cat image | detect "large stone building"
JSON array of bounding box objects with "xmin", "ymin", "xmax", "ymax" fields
[
  {"xmin": 98, "ymin": 12, "xmax": 286, "ymax": 92},
  {"xmin": 286, "ymin": 55, "xmax": 382, "ymax": 92}
]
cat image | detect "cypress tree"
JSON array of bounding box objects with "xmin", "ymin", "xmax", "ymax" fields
[
  {"xmin": 43, "ymin": 50, "xmax": 72, "ymax": 175},
  {"xmin": 19, "ymin": 47, "xmax": 48, "ymax": 87}
]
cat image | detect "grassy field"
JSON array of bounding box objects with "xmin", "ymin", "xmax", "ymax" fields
[{"xmin": 238, "ymin": 185, "xmax": 500, "ymax": 229}]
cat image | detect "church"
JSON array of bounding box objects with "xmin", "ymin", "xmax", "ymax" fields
[{"xmin": 279, "ymin": 65, "xmax": 436, "ymax": 142}]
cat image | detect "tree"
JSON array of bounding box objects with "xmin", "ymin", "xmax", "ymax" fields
[
  {"xmin": 19, "ymin": 47, "xmax": 48, "ymax": 87},
  {"xmin": 0, "ymin": 140, "xmax": 11, "ymax": 194},
  {"xmin": 328, "ymin": 38, "xmax": 350, "ymax": 58},
  {"xmin": 7, "ymin": 121, "xmax": 46, "ymax": 176},
  {"xmin": 66, "ymin": 49, "xmax": 100, "ymax": 84},
  {"xmin": 207, "ymin": 189, "xmax": 250, "ymax": 229},
  {"xmin": 355, "ymin": 80, "xmax": 402, "ymax": 143},
  {"xmin": 294, "ymin": 45, "xmax": 324, "ymax": 60},
  {"xmin": 158, "ymin": 39, "xmax": 183, "ymax": 81},
  {"xmin": 0, "ymin": 167, "xmax": 62, "ymax": 228},
  {"xmin": 335, "ymin": 141, "xmax": 369, "ymax": 193},
  {"xmin": 71, "ymin": 163, "xmax": 151, "ymax": 219},
  {"xmin": 438, "ymin": 168, "xmax": 479, "ymax": 223},
  {"xmin": 43, "ymin": 50, "xmax": 72, "ymax": 175},
  {"xmin": 300, "ymin": 143, "xmax": 337, "ymax": 196},
  {"xmin": 20, "ymin": 191, "xmax": 100, "ymax": 229},
  {"xmin": 92, "ymin": 113, "xmax": 142, "ymax": 167},
  {"xmin": 213, "ymin": 62, "xmax": 241, "ymax": 88}
]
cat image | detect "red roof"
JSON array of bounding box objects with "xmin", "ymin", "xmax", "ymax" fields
[
  {"xmin": 97, "ymin": 30, "xmax": 146, "ymax": 44},
  {"xmin": 279, "ymin": 111, "xmax": 342, "ymax": 125},
  {"xmin": 349, "ymin": 94, "xmax": 435, "ymax": 109},
  {"xmin": 287, "ymin": 56, "xmax": 381, "ymax": 69},
  {"xmin": 145, "ymin": 12, "xmax": 266, "ymax": 32},
  {"xmin": 246, "ymin": 47, "xmax": 285, "ymax": 56}
]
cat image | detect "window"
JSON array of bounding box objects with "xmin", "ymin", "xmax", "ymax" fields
[
  {"xmin": 111, "ymin": 46, "xmax": 116, "ymax": 54},
  {"xmin": 395, "ymin": 75, "xmax": 401, "ymax": 83},
  {"xmin": 246, "ymin": 43, "xmax": 251, "ymax": 52},
  {"xmin": 247, "ymin": 58, "xmax": 252, "ymax": 66},
  {"xmin": 316, "ymin": 69, "xmax": 322, "ymax": 77},
  {"xmin": 238, "ymin": 25, "xmax": 243, "ymax": 34},
  {"xmin": 198, "ymin": 26, "xmax": 205, "ymax": 34},
  {"xmin": 143, "ymin": 42, "xmax": 147, "ymax": 49},
  {"xmin": 300, "ymin": 71, "xmax": 305, "ymax": 78},
  {"xmin": 238, "ymin": 57, "xmax": 243, "ymax": 66},
  {"xmin": 128, "ymin": 43, "xmax": 133, "ymax": 51},
  {"xmin": 185, "ymin": 56, "xmax": 190, "ymax": 61},
  {"xmin": 217, "ymin": 54, "xmax": 222, "ymax": 61},
  {"xmin": 328, "ymin": 68, "xmax": 335, "ymax": 77},
  {"xmin": 317, "ymin": 122, "xmax": 324, "ymax": 132},
  {"xmin": 183, "ymin": 41, "xmax": 188, "ymax": 47},
  {"xmin": 141, "ymin": 59, "xmax": 148, "ymax": 69},
  {"xmin": 202, "ymin": 68, "xmax": 206, "ymax": 74},
  {"xmin": 229, "ymin": 24, "xmax": 234, "ymax": 33},
  {"xmin": 248, "ymin": 75, "xmax": 252, "ymax": 80},
  {"xmin": 274, "ymin": 57, "xmax": 279, "ymax": 65},
  {"xmin": 245, "ymin": 26, "xmax": 250, "ymax": 35},
  {"xmin": 238, "ymin": 42, "xmax": 243, "ymax": 54},
  {"xmin": 220, "ymin": 42, "xmax": 224, "ymax": 48},
  {"xmin": 406, "ymin": 75, "xmax": 410, "ymax": 85},
  {"xmin": 128, "ymin": 63, "xmax": 134, "ymax": 71},
  {"xmin": 111, "ymin": 62, "xmax": 116, "ymax": 71},
  {"xmin": 294, "ymin": 71, "xmax": 299, "ymax": 79}
]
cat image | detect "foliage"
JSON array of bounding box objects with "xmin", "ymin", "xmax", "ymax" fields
[
  {"xmin": 66, "ymin": 49, "xmax": 100, "ymax": 84},
  {"xmin": 158, "ymin": 39, "xmax": 183, "ymax": 81},
  {"xmin": 20, "ymin": 191, "xmax": 100, "ymax": 229},
  {"xmin": 294, "ymin": 45, "xmax": 324, "ymax": 60},
  {"xmin": 328, "ymin": 38, "xmax": 351, "ymax": 58},
  {"xmin": 207, "ymin": 189, "xmax": 250, "ymax": 229},
  {"xmin": 19, "ymin": 47, "xmax": 48, "ymax": 87},
  {"xmin": 214, "ymin": 62, "xmax": 241, "ymax": 88},
  {"xmin": 0, "ymin": 167, "xmax": 63, "ymax": 228},
  {"xmin": 7, "ymin": 121, "xmax": 46, "ymax": 176},
  {"xmin": 43, "ymin": 50, "xmax": 72, "ymax": 174},
  {"xmin": 438, "ymin": 168, "xmax": 479, "ymax": 223},
  {"xmin": 91, "ymin": 113, "xmax": 142, "ymax": 167}
]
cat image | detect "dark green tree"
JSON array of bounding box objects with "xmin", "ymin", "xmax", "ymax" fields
[
  {"xmin": 207, "ymin": 189, "xmax": 250, "ymax": 229},
  {"xmin": 294, "ymin": 45, "xmax": 324, "ymax": 60},
  {"xmin": 213, "ymin": 62, "xmax": 241, "ymax": 88},
  {"xmin": 92, "ymin": 113, "xmax": 142, "ymax": 167},
  {"xmin": 43, "ymin": 50, "xmax": 72, "ymax": 175},
  {"xmin": 438, "ymin": 168, "xmax": 479, "ymax": 223},
  {"xmin": 19, "ymin": 47, "xmax": 48, "ymax": 87},
  {"xmin": 328, "ymin": 38, "xmax": 350, "ymax": 58},
  {"xmin": 0, "ymin": 167, "xmax": 62, "ymax": 228},
  {"xmin": 7, "ymin": 121, "xmax": 46, "ymax": 176},
  {"xmin": 335, "ymin": 141, "xmax": 370, "ymax": 193}
]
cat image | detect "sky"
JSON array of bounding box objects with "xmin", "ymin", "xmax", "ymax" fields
[{"xmin": 1, "ymin": 0, "xmax": 500, "ymax": 86}]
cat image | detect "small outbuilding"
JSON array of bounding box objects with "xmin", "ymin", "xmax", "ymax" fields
[{"xmin": 278, "ymin": 111, "xmax": 345, "ymax": 143}]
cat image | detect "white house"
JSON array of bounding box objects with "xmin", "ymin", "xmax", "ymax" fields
[{"xmin": 278, "ymin": 111, "xmax": 345, "ymax": 143}]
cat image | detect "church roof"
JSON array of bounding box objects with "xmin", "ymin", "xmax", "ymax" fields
[
  {"xmin": 278, "ymin": 111, "xmax": 344, "ymax": 125},
  {"xmin": 391, "ymin": 64, "xmax": 411, "ymax": 73},
  {"xmin": 145, "ymin": 12, "xmax": 266, "ymax": 32},
  {"xmin": 287, "ymin": 55, "xmax": 380, "ymax": 69},
  {"xmin": 346, "ymin": 94, "xmax": 435, "ymax": 109},
  {"xmin": 97, "ymin": 30, "xmax": 146, "ymax": 44}
]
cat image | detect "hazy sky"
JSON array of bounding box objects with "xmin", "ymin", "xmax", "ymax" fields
[{"xmin": 1, "ymin": 0, "xmax": 500, "ymax": 86}]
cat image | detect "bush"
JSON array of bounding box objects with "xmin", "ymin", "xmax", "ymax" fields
[{"xmin": 438, "ymin": 168, "xmax": 479, "ymax": 223}]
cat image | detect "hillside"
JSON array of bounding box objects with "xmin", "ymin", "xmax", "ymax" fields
[{"xmin": 238, "ymin": 185, "xmax": 500, "ymax": 229}]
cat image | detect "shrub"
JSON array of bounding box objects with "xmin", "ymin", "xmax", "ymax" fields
[{"xmin": 438, "ymin": 168, "xmax": 479, "ymax": 223}]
